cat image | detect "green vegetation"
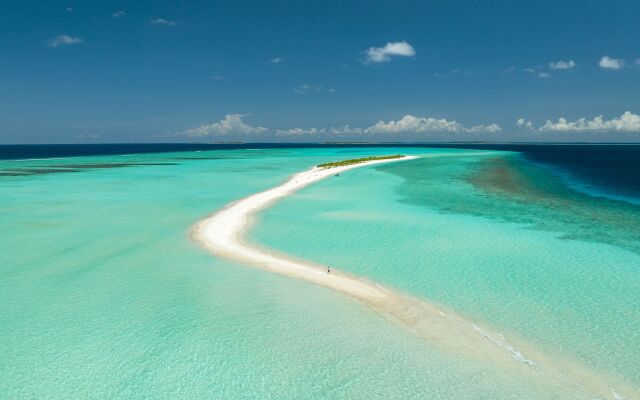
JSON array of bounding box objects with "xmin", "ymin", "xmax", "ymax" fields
[{"xmin": 318, "ymin": 154, "xmax": 404, "ymax": 168}]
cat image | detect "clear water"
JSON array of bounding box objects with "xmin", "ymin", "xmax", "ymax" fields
[{"xmin": 1, "ymin": 147, "xmax": 639, "ymax": 399}]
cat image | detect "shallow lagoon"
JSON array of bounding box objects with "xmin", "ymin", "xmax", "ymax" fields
[{"xmin": 2, "ymin": 147, "xmax": 639, "ymax": 399}]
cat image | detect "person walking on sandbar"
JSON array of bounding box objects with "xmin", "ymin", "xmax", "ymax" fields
[{"xmin": 327, "ymin": 266, "xmax": 331, "ymax": 274}]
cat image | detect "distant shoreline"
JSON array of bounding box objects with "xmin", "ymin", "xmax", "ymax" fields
[{"xmin": 4, "ymin": 143, "xmax": 640, "ymax": 161}]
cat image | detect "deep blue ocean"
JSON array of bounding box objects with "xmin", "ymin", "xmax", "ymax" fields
[{"xmin": 2, "ymin": 143, "xmax": 639, "ymax": 202}]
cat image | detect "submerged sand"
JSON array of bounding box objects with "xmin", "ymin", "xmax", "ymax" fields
[{"xmin": 193, "ymin": 155, "xmax": 638, "ymax": 399}]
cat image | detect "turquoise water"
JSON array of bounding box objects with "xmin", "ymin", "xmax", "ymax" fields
[{"xmin": 1, "ymin": 147, "xmax": 639, "ymax": 398}]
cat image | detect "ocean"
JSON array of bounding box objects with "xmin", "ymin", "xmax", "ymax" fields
[{"xmin": 1, "ymin": 144, "xmax": 639, "ymax": 399}]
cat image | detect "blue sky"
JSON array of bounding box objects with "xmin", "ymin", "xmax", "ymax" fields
[{"xmin": 1, "ymin": 0, "xmax": 639, "ymax": 143}]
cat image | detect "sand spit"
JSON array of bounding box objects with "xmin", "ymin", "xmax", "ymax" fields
[{"xmin": 193, "ymin": 155, "xmax": 638, "ymax": 399}]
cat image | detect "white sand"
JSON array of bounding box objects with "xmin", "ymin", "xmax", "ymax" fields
[
  {"xmin": 192, "ymin": 155, "xmax": 637, "ymax": 399},
  {"xmin": 194, "ymin": 156, "xmax": 417, "ymax": 301}
]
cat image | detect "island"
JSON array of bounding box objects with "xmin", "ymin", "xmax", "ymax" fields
[{"xmin": 318, "ymin": 154, "xmax": 404, "ymax": 168}]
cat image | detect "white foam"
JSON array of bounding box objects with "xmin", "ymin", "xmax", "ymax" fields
[{"xmin": 472, "ymin": 324, "xmax": 536, "ymax": 366}]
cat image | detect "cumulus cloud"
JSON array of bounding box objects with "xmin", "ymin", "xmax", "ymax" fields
[
  {"xmin": 468, "ymin": 123, "xmax": 502, "ymax": 133},
  {"xmin": 277, "ymin": 125, "xmax": 363, "ymax": 136},
  {"xmin": 277, "ymin": 115, "xmax": 501, "ymax": 136},
  {"xmin": 151, "ymin": 18, "xmax": 177, "ymax": 26},
  {"xmin": 516, "ymin": 112, "xmax": 640, "ymax": 132},
  {"xmin": 366, "ymin": 115, "xmax": 462, "ymax": 134},
  {"xmin": 113, "ymin": 10, "xmax": 125, "ymax": 18},
  {"xmin": 46, "ymin": 34, "xmax": 83, "ymax": 47},
  {"xmin": 516, "ymin": 118, "xmax": 533, "ymax": 130},
  {"xmin": 599, "ymin": 56, "xmax": 624, "ymax": 70},
  {"xmin": 181, "ymin": 114, "xmax": 267, "ymax": 137},
  {"xmin": 549, "ymin": 60, "xmax": 575, "ymax": 70},
  {"xmin": 539, "ymin": 112, "xmax": 640, "ymax": 132},
  {"xmin": 367, "ymin": 115, "xmax": 501, "ymax": 134},
  {"xmin": 269, "ymin": 57, "xmax": 284, "ymax": 64},
  {"xmin": 364, "ymin": 41, "xmax": 415, "ymax": 64}
]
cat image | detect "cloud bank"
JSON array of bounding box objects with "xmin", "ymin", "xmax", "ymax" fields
[
  {"xmin": 180, "ymin": 114, "xmax": 501, "ymax": 139},
  {"xmin": 517, "ymin": 112, "xmax": 640, "ymax": 132},
  {"xmin": 180, "ymin": 112, "xmax": 640, "ymax": 141},
  {"xmin": 364, "ymin": 115, "xmax": 501, "ymax": 134},
  {"xmin": 277, "ymin": 115, "xmax": 501, "ymax": 136},
  {"xmin": 365, "ymin": 41, "xmax": 415, "ymax": 64}
]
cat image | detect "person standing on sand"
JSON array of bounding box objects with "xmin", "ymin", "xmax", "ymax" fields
[{"xmin": 327, "ymin": 266, "xmax": 331, "ymax": 274}]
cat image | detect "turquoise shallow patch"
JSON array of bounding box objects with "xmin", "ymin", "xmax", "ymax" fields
[
  {"xmin": 2, "ymin": 147, "xmax": 639, "ymax": 399},
  {"xmin": 253, "ymin": 149, "xmax": 640, "ymax": 389}
]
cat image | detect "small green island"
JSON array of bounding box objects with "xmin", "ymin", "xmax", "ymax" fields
[{"xmin": 318, "ymin": 154, "xmax": 404, "ymax": 168}]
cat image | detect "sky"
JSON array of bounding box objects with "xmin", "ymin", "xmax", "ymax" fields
[{"xmin": 1, "ymin": 0, "xmax": 639, "ymax": 144}]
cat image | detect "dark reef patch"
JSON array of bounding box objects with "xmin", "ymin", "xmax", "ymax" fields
[
  {"xmin": 0, "ymin": 168, "xmax": 81, "ymax": 176},
  {"xmin": 46, "ymin": 163, "xmax": 179, "ymax": 168},
  {"xmin": 0, "ymin": 162, "xmax": 179, "ymax": 177},
  {"xmin": 385, "ymin": 153, "xmax": 640, "ymax": 254}
]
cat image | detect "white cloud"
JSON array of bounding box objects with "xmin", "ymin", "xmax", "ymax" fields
[
  {"xmin": 539, "ymin": 112, "xmax": 640, "ymax": 132},
  {"xmin": 293, "ymin": 84, "xmax": 324, "ymax": 94},
  {"xmin": 181, "ymin": 114, "xmax": 267, "ymax": 137},
  {"xmin": 278, "ymin": 115, "xmax": 501, "ymax": 136},
  {"xmin": 46, "ymin": 34, "xmax": 83, "ymax": 48},
  {"xmin": 599, "ymin": 56, "xmax": 624, "ymax": 70},
  {"xmin": 209, "ymin": 75, "xmax": 224, "ymax": 80},
  {"xmin": 269, "ymin": 57, "xmax": 284, "ymax": 64},
  {"xmin": 516, "ymin": 118, "xmax": 533, "ymax": 130},
  {"xmin": 66, "ymin": 7, "xmax": 73, "ymax": 12},
  {"xmin": 151, "ymin": 18, "xmax": 177, "ymax": 26},
  {"xmin": 365, "ymin": 115, "xmax": 463, "ymax": 133},
  {"xmin": 365, "ymin": 115, "xmax": 501, "ymax": 134},
  {"xmin": 113, "ymin": 10, "xmax": 125, "ymax": 18},
  {"xmin": 518, "ymin": 112, "xmax": 640, "ymax": 133},
  {"xmin": 524, "ymin": 68, "xmax": 551, "ymax": 78},
  {"xmin": 276, "ymin": 128, "xmax": 319, "ymax": 136},
  {"xmin": 364, "ymin": 41, "xmax": 415, "ymax": 64},
  {"xmin": 468, "ymin": 123, "xmax": 502, "ymax": 133},
  {"xmin": 276, "ymin": 125, "xmax": 363, "ymax": 136},
  {"xmin": 548, "ymin": 60, "xmax": 575, "ymax": 70}
]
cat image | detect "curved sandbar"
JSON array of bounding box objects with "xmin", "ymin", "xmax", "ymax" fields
[{"xmin": 193, "ymin": 155, "xmax": 638, "ymax": 399}]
